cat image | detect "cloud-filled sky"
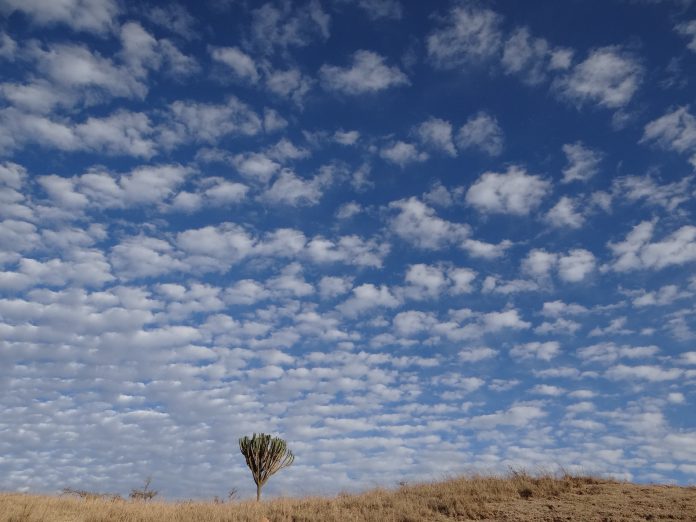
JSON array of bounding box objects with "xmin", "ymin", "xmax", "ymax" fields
[{"xmin": 1, "ymin": 0, "xmax": 696, "ymax": 500}]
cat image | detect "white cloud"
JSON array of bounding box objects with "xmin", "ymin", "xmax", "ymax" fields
[
  {"xmin": 232, "ymin": 153, "xmax": 280, "ymax": 183},
  {"xmin": 319, "ymin": 276, "xmax": 353, "ymax": 299},
  {"xmin": 562, "ymin": 142, "xmax": 602, "ymax": 183},
  {"xmin": 632, "ymin": 285, "xmax": 687, "ymax": 307},
  {"xmin": 675, "ymin": 19, "xmax": 696, "ymax": 52},
  {"xmin": 380, "ymin": 141, "xmax": 428, "ymax": 167},
  {"xmin": 336, "ymin": 201, "xmax": 362, "ymax": 219},
  {"xmin": 144, "ymin": 4, "xmax": 198, "ymax": 40},
  {"xmin": 388, "ymin": 197, "xmax": 469, "ymax": 249},
  {"xmin": 320, "ymin": 50, "xmax": 409, "ymax": 94},
  {"xmin": 608, "ymin": 220, "xmax": 696, "ymax": 271},
  {"xmin": 265, "ymin": 68, "xmax": 313, "ymax": 105},
  {"xmin": 510, "ymin": 341, "xmax": 560, "ymax": 361},
  {"xmin": 162, "ymin": 98, "xmax": 262, "ymax": 148},
  {"xmin": 416, "ymin": 117, "xmax": 456, "ymax": 156},
  {"xmin": 466, "ymin": 166, "xmax": 550, "ymax": 215},
  {"xmin": 467, "ymin": 404, "xmax": 546, "ymax": 429},
  {"xmin": 557, "ymin": 249, "xmax": 596, "ymax": 282},
  {"xmin": 110, "ymin": 235, "xmax": 185, "ymax": 279},
  {"xmin": 260, "ymin": 169, "xmax": 333, "ymax": 206},
  {"xmin": 333, "ymin": 129, "xmax": 360, "ymax": 145},
  {"xmin": 75, "ymin": 110, "xmax": 156, "ymax": 158},
  {"xmin": 545, "ymin": 197, "xmax": 585, "ymax": 229},
  {"xmin": 403, "ymin": 263, "xmax": 448, "ymax": 298},
  {"xmin": 522, "ymin": 248, "xmax": 558, "ymax": 280},
  {"xmin": 483, "ymin": 309, "xmax": 531, "ymax": 331},
  {"xmin": 427, "ymin": 4, "xmax": 502, "ymax": 68},
  {"xmin": 612, "ymin": 174, "xmax": 693, "ymax": 212},
  {"xmin": 541, "ymin": 300, "xmax": 588, "ymax": 317},
  {"xmin": 263, "ymin": 108, "xmax": 288, "ymax": 133},
  {"xmin": 578, "ymin": 342, "xmax": 659, "ymax": 364},
  {"xmin": 0, "ymin": 0, "xmax": 119, "ymax": 34},
  {"xmin": 641, "ymin": 106, "xmax": 696, "ymax": 161},
  {"xmin": 337, "ymin": 283, "xmax": 400, "ymax": 317},
  {"xmin": 456, "ymin": 111, "xmax": 504, "ymax": 156},
  {"xmin": 250, "ymin": 0, "xmax": 330, "ymax": 54},
  {"xmin": 459, "ymin": 346, "xmax": 496, "ymax": 362},
  {"xmin": 353, "ymin": 0, "xmax": 402, "ymax": 20},
  {"xmin": 481, "ymin": 275, "xmax": 538, "ymax": 295},
  {"xmin": 211, "ymin": 46, "xmax": 259, "ymax": 83},
  {"xmin": 0, "ymin": 31, "xmax": 17, "ymax": 60},
  {"xmin": 555, "ymin": 47, "xmax": 643, "ymax": 109},
  {"xmin": 605, "ymin": 364, "xmax": 683, "ymax": 382},
  {"xmin": 462, "ymin": 238, "xmax": 512, "ymax": 259},
  {"xmin": 521, "ymin": 248, "xmax": 595, "ymax": 282},
  {"xmin": 502, "ymin": 27, "xmax": 555, "ymax": 85},
  {"xmin": 305, "ymin": 235, "xmax": 389, "ymax": 267}
]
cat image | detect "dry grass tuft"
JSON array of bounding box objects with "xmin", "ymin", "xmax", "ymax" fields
[{"xmin": 1, "ymin": 472, "xmax": 695, "ymax": 521}]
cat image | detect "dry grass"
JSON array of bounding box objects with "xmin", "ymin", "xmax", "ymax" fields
[{"xmin": 1, "ymin": 472, "xmax": 695, "ymax": 522}]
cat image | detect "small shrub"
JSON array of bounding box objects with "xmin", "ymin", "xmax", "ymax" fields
[{"xmin": 129, "ymin": 477, "xmax": 158, "ymax": 501}]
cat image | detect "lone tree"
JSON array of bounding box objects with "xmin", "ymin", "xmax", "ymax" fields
[{"xmin": 239, "ymin": 433, "xmax": 294, "ymax": 501}]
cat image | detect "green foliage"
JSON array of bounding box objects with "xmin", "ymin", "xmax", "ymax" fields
[{"xmin": 239, "ymin": 433, "xmax": 294, "ymax": 501}]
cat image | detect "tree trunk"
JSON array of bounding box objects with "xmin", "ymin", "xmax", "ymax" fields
[{"xmin": 256, "ymin": 483, "xmax": 262, "ymax": 501}]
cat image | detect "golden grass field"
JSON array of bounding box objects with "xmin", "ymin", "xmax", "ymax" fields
[{"xmin": 2, "ymin": 473, "xmax": 695, "ymax": 522}]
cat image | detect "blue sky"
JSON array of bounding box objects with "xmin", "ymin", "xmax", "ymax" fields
[{"xmin": 1, "ymin": 0, "xmax": 696, "ymax": 500}]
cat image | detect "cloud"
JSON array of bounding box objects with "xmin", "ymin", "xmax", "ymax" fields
[
  {"xmin": 612, "ymin": 174, "xmax": 693, "ymax": 212},
  {"xmin": 632, "ymin": 285, "xmax": 688, "ymax": 307},
  {"xmin": 0, "ymin": 31, "xmax": 17, "ymax": 60},
  {"xmin": 260, "ymin": 169, "xmax": 333, "ymax": 206},
  {"xmin": 577, "ymin": 342, "xmax": 659, "ymax": 364},
  {"xmin": 333, "ymin": 129, "xmax": 360, "ymax": 145},
  {"xmin": 510, "ymin": 341, "xmax": 560, "ymax": 361},
  {"xmin": 462, "ymin": 238, "xmax": 512, "ymax": 259},
  {"xmin": 458, "ymin": 346, "xmax": 497, "ymax": 362},
  {"xmin": 675, "ymin": 19, "xmax": 696, "ymax": 52},
  {"xmin": 110, "ymin": 235, "xmax": 186, "ymax": 279},
  {"xmin": 161, "ymin": 97, "xmax": 262, "ymax": 147},
  {"xmin": 249, "ymin": 0, "xmax": 330, "ymax": 54},
  {"xmin": 0, "ymin": 0, "xmax": 119, "ymax": 34},
  {"xmin": 416, "ymin": 117, "xmax": 456, "ymax": 156},
  {"xmin": 144, "ymin": 4, "xmax": 198, "ymax": 40},
  {"xmin": 265, "ymin": 67, "xmax": 313, "ymax": 105},
  {"xmin": 401, "ymin": 263, "xmax": 475, "ymax": 299},
  {"xmin": 562, "ymin": 142, "xmax": 602, "ymax": 183},
  {"xmin": 466, "ymin": 166, "xmax": 550, "ymax": 215},
  {"xmin": 388, "ymin": 197, "xmax": 469, "ymax": 249},
  {"xmin": 641, "ymin": 106, "xmax": 696, "ymax": 162},
  {"xmin": 320, "ymin": 50, "xmax": 409, "ymax": 94},
  {"xmin": 605, "ymin": 364, "xmax": 683, "ymax": 382},
  {"xmin": 426, "ymin": 3, "xmax": 502, "ymax": 68},
  {"xmin": 522, "ymin": 248, "xmax": 595, "ymax": 282},
  {"xmin": 337, "ymin": 283, "xmax": 401, "ymax": 317},
  {"xmin": 38, "ymin": 164, "xmax": 193, "ymax": 210},
  {"xmin": 211, "ymin": 47, "xmax": 260, "ymax": 83},
  {"xmin": 545, "ymin": 196, "xmax": 585, "ymax": 229},
  {"xmin": 305, "ymin": 235, "xmax": 389, "ymax": 267},
  {"xmin": 353, "ymin": 0, "xmax": 402, "ymax": 20},
  {"xmin": 501, "ymin": 27, "xmax": 571, "ymax": 85},
  {"xmin": 555, "ymin": 47, "xmax": 643, "ymax": 109},
  {"xmin": 608, "ymin": 220, "xmax": 696, "ymax": 271},
  {"xmin": 380, "ymin": 141, "xmax": 428, "ymax": 167},
  {"xmin": 456, "ymin": 111, "xmax": 504, "ymax": 156}
]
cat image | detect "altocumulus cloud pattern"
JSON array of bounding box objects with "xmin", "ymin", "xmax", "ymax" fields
[{"xmin": 1, "ymin": 0, "xmax": 696, "ymax": 499}]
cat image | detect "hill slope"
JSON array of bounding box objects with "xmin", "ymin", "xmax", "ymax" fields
[{"xmin": 2, "ymin": 474, "xmax": 695, "ymax": 521}]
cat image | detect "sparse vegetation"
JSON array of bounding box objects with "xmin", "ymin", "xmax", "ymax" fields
[
  {"xmin": 1, "ymin": 473, "xmax": 695, "ymax": 521},
  {"xmin": 129, "ymin": 477, "xmax": 158, "ymax": 502},
  {"xmin": 238, "ymin": 433, "xmax": 294, "ymax": 501}
]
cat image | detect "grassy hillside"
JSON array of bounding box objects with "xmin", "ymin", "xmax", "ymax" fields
[{"xmin": 2, "ymin": 473, "xmax": 695, "ymax": 521}]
